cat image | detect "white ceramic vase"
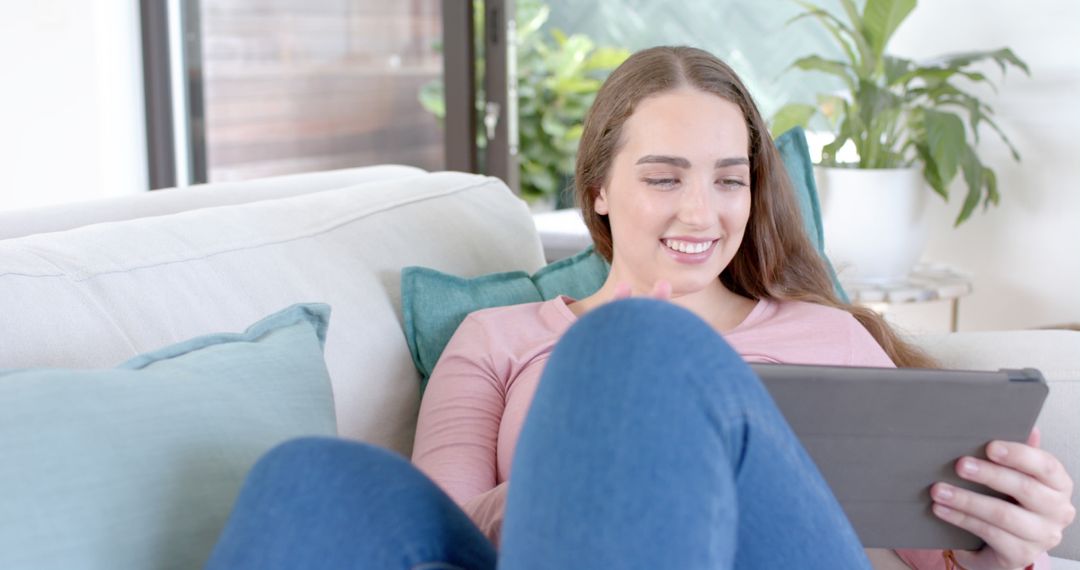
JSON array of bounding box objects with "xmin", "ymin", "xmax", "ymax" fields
[{"xmin": 815, "ymin": 166, "xmax": 929, "ymax": 283}]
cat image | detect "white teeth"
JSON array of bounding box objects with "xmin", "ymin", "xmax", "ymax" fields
[{"xmin": 663, "ymin": 239, "xmax": 713, "ymax": 254}]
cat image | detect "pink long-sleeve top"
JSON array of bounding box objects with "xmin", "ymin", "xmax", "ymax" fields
[{"xmin": 411, "ymin": 296, "xmax": 1049, "ymax": 569}]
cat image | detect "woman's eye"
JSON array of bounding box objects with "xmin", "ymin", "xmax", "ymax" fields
[
  {"xmin": 644, "ymin": 178, "xmax": 678, "ymax": 188},
  {"xmin": 718, "ymin": 178, "xmax": 747, "ymax": 189}
]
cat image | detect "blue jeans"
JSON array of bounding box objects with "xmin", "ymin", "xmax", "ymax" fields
[{"xmin": 206, "ymin": 299, "xmax": 871, "ymax": 569}]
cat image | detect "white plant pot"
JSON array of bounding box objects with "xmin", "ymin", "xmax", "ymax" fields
[{"xmin": 815, "ymin": 166, "xmax": 929, "ymax": 284}]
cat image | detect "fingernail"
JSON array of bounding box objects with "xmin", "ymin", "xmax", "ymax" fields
[
  {"xmin": 933, "ymin": 503, "xmax": 954, "ymax": 517},
  {"xmin": 961, "ymin": 459, "xmax": 979, "ymax": 475},
  {"xmin": 934, "ymin": 485, "xmax": 954, "ymax": 501},
  {"xmin": 989, "ymin": 443, "xmax": 1008, "ymax": 460}
]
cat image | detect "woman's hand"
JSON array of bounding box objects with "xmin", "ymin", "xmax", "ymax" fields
[{"xmin": 930, "ymin": 427, "xmax": 1076, "ymax": 569}]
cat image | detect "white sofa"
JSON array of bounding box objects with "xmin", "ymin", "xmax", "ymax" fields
[{"xmin": 0, "ymin": 167, "xmax": 1076, "ymax": 568}]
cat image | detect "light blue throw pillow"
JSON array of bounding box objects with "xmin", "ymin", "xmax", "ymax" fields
[{"xmin": 0, "ymin": 303, "xmax": 337, "ymax": 570}]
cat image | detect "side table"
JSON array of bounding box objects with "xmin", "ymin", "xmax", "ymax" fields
[{"xmin": 841, "ymin": 264, "xmax": 973, "ymax": 332}]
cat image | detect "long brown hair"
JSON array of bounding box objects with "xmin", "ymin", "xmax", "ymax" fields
[{"xmin": 575, "ymin": 46, "xmax": 934, "ymax": 368}]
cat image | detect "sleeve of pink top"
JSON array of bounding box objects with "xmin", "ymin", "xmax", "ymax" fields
[
  {"xmin": 410, "ymin": 314, "xmax": 510, "ymax": 546},
  {"xmin": 844, "ymin": 319, "xmax": 1052, "ymax": 570}
]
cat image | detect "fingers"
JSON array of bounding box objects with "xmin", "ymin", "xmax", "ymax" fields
[
  {"xmin": 931, "ymin": 482, "xmax": 1050, "ymax": 544},
  {"xmin": 1027, "ymin": 426, "xmax": 1041, "ymax": 448},
  {"xmin": 982, "ymin": 440, "xmax": 1073, "ymax": 496},
  {"xmin": 931, "ymin": 440, "xmax": 1076, "ymax": 569},
  {"xmin": 944, "ymin": 452, "xmax": 1076, "ymax": 538},
  {"xmin": 932, "ymin": 501, "xmax": 1048, "ymax": 567},
  {"xmin": 611, "ymin": 281, "xmax": 672, "ymax": 302},
  {"xmin": 650, "ymin": 280, "xmax": 672, "ymax": 300}
]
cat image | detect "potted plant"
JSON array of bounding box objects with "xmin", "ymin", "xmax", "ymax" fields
[
  {"xmin": 419, "ymin": 0, "xmax": 629, "ymax": 209},
  {"xmin": 771, "ymin": 0, "xmax": 1028, "ymax": 282}
]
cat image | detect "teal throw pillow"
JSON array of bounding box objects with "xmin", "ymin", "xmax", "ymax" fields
[
  {"xmin": 402, "ymin": 245, "xmax": 608, "ymax": 386},
  {"xmin": 775, "ymin": 126, "xmax": 849, "ymax": 302},
  {"xmin": 0, "ymin": 303, "xmax": 337, "ymax": 570}
]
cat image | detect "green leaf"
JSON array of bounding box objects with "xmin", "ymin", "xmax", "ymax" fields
[
  {"xmin": 983, "ymin": 167, "xmax": 999, "ymax": 207},
  {"xmin": 862, "ymin": 0, "xmax": 916, "ymax": 60},
  {"xmin": 517, "ymin": 3, "xmax": 550, "ymax": 39},
  {"xmin": 563, "ymin": 124, "xmax": 584, "ymax": 143},
  {"xmin": 831, "ymin": 0, "xmax": 877, "ymax": 77},
  {"xmin": 852, "ymin": 80, "xmax": 903, "ymax": 165},
  {"xmin": 836, "ymin": 0, "xmax": 863, "ymax": 25},
  {"xmin": 550, "ymin": 34, "xmax": 592, "ymax": 81},
  {"xmin": 552, "ymin": 77, "xmax": 599, "ymax": 94},
  {"xmin": 771, "ymin": 103, "xmax": 818, "ymax": 138},
  {"xmin": 418, "ymin": 81, "xmax": 445, "ymax": 118},
  {"xmin": 914, "ymin": 143, "xmax": 948, "ymax": 200},
  {"xmin": 789, "ymin": 55, "xmax": 855, "ymax": 89},
  {"xmin": 524, "ymin": 163, "xmax": 559, "ymax": 195},
  {"xmin": 540, "ymin": 113, "xmax": 568, "ymax": 138},
  {"xmin": 956, "ymin": 146, "xmax": 984, "ymax": 225},
  {"xmin": 935, "ymin": 47, "xmax": 1030, "ymax": 76},
  {"xmin": 883, "ymin": 55, "xmax": 914, "ymax": 86},
  {"xmin": 820, "ymin": 113, "xmax": 854, "ymax": 166},
  {"xmin": 583, "ymin": 47, "xmax": 630, "ymax": 72},
  {"xmin": 789, "ymin": 2, "xmax": 861, "ymax": 69},
  {"xmin": 897, "ymin": 66, "xmax": 997, "ymax": 92},
  {"xmin": 923, "ymin": 109, "xmax": 967, "ymax": 187},
  {"xmin": 979, "ymin": 114, "xmax": 1021, "ymax": 161},
  {"xmin": 550, "ymin": 28, "xmax": 568, "ymax": 47}
]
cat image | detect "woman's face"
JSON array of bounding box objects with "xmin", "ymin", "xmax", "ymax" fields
[{"xmin": 595, "ymin": 87, "xmax": 752, "ymax": 297}]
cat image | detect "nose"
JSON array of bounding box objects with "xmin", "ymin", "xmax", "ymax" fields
[{"xmin": 676, "ymin": 175, "xmax": 713, "ymax": 228}]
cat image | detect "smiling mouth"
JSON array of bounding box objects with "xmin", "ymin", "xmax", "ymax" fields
[{"xmin": 661, "ymin": 238, "xmax": 718, "ymax": 254}]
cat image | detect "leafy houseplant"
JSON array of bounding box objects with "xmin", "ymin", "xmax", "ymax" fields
[
  {"xmin": 772, "ymin": 0, "xmax": 1029, "ymax": 226},
  {"xmin": 419, "ymin": 0, "xmax": 629, "ymax": 205}
]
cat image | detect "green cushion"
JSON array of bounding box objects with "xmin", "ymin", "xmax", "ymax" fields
[
  {"xmin": 775, "ymin": 126, "xmax": 849, "ymax": 302},
  {"xmin": 401, "ymin": 128, "xmax": 847, "ymax": 388},
  {"xmin": 0, "ymin": 303, "xmax": 337, "ymax": 570},
  {"xmin": 402, "ymin": 246, "xmax": 609, "ymax": 387}
]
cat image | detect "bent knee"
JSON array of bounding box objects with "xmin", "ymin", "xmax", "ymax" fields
[{"xmin": 251, "ymin": 437, "xmax": 415, "ymax": 484}]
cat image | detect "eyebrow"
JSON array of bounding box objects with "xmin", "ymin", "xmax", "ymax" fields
[{"xmin": 635, "ymin": 155, "xmax": 750, "ymax": 169}]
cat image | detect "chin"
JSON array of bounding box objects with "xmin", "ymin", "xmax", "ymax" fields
[{"xmin": 668, "ymin": 272, "xmax": 721, "ymax": 297}]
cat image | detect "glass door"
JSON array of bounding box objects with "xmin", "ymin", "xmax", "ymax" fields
[
  {"xmin": 142, "ymin": 0, "xmax": 514, "ymax": 189},
  {"xmin": 196, "ymin": 0, "xmax": 447, "ymax": 182}
]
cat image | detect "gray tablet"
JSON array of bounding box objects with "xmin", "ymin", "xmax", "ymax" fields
[{"xmin": 751, "ymin": 363, "xmax": 1048, "ymax": 550}]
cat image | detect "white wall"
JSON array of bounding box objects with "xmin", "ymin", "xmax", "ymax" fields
[
  {"xmin": 880, "ymin": 0, "xmax": 1080, "ymax": 333},
  {"xmin": 0, "ymin": 1, "xmax": 146, "ymax": 212}
]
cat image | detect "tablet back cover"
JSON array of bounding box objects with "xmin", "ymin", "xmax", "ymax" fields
[{"xmin": 752, "ymin": 364, "xmax": 1048, "ymax": 549}]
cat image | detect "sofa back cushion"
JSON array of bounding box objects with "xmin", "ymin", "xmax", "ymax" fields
[
  {"xmin": 0, "ymin": 164, "xmax": 425, "ymax": 240},
  {"xmin": 0, "ymin": 171, "xmax": 545, "ymax": 455}
]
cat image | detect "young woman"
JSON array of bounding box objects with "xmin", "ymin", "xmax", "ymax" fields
[{"xmin": 206, "ymin": 46, "xmax": 1074, "ymax": 570}]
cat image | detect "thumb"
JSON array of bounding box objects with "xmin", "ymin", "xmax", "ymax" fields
[
  {"xmin": 650, "ymin": 280, "xmax": 672, "ymax": 301},
  {"xmin": 611, "ymin": 282, "xmax": 632, "ymax": 302},
  {"xmin": 1027, "ymin": 425, "xmax": 1041, "ymax": 448}
]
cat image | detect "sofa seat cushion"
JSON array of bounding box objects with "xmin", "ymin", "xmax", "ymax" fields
[{"xmin": 0, "ymin": 303, "xmax": 336, "ymax": 570}]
